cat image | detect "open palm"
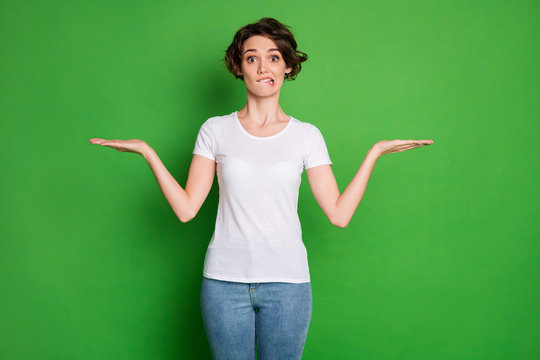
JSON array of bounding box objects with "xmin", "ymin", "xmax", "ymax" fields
[
  {"xmin": 88, "ymin": 138, "xmax": 149, "ymax": 155},
  {"xmin": 374, "ymin": 139, "xmax": 434, "ymax": 156}
]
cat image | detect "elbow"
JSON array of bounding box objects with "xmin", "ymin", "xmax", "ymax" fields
[
  {"xmin": 178, "ymin": 210, "xmax": 196, "ymax": 223},
  {"xmin": 333, "ymin": 222, "xmax": 348, "ymax": 229},
  {"xmin": 330, "ymin": 216, "xmax": 349, "ymax": 229},
  {"xmin": 179, "ymin": 216, "xmax": 192, "ymax": 223}
]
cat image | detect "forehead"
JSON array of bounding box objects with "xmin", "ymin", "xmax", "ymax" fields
[{"xmin": 242, "ymin": 35, "xmax": 279, "ymax": 53}]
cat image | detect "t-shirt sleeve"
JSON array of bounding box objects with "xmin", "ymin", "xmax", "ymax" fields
[
  {"xmin": 303, "ymin": 125, "xmax": 333, "ymax": 170},
  {"xmin": 192, "ymin": 119, "xmax": 216, "ymax": 160}
]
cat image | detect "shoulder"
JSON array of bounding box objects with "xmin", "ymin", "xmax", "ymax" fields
[
  {"xmin": 289, "ymin": 116, "xmax": 319, "ymax": 133},
  {"xmin": 199, "ymin": 112, "xmax": 235, "ymax": 130},
  {"xmin": 289, "ymin": 117, "xmax": 325, "ymax": 139}
]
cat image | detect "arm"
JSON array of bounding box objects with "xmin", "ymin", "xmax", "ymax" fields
[
  {"xmin": 306, "ymin": 139, "xmax": 434, "ymax": 228},
  {"xmin": 143, "ymin": 148, "xmax": 215, "ymax": 223},
  {"xmin": 306, "ymin": 147, "xmax": 379, "ymax": 228},
  {"xmin": 89, "ymin": 138, "xmax": 216, "ymax": 223}
]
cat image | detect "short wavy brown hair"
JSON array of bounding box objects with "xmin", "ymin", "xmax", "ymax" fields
[{"xmin": 223, "ymin": 17, "xmax": 308, "ymax": 81}]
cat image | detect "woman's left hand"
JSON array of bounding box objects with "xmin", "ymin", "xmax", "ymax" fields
[{"xmin": 372, "ymin": 139, "xmax": 434, "ymax": 157}]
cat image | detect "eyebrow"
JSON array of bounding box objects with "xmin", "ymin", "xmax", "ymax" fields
[{"xmin": 243, "ymin": 48, "xmax": 280, "ymax": 55}]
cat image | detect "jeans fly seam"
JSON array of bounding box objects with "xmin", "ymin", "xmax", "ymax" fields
[{"xmin": 249, "ymin": 286, "xmax": 256, "ymax": 309}]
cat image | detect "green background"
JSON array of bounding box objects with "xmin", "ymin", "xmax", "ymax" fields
[{"xmin": 1, "ymin": 0, "xmax": 538, "ymax": 359}]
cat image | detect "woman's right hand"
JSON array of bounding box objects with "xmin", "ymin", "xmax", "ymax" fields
[{"xmin": 88, "ymin": 138, "xmax": 150, "ymax": 156}]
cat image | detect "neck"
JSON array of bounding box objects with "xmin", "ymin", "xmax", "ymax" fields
[{"xmin": 238, "ymin": 90, "xmax": 288, "ymax": 126}]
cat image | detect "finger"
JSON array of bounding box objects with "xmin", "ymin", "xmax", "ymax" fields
[
  {"xmin": 402, "ymin": 140, "xmax": 425, "ymax": 145},
  {"xmin": 397, "ymin": 143, "xmax": 421, "ymax": 150},
  {"xmin": 91, "ymin": 139, "xmax": 117, "ymax": 146},
  {"xmin": 398, "ymin": 147, "xmax": 416, "ymax": 152},
  {"xmin": 397, "ymin": 147, "xmax": 413, "ymax": 152},
  {"xmin": 396, "ymin": 145, "xmax": 422, "ymax": 152},
  {"xmin": 398, "ymin": 140, "xmax": 418, "ymax": 146},
  {"xmin": 403, "ymin": 140, "xmax": 433, "ymax": 145}
]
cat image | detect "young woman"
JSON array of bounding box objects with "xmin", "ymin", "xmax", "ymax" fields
[{"xmin": 89, "ymin": 17, "xmax": 433, "ymax": 360}]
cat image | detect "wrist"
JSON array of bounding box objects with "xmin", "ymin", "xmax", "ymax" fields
[
  {"xmin": 142, "ymin": 144, "xmax": 155, "ymax": 160},
  {"xmin": 367, "ymin": 145, "xmax": 381, "ymax": 159}
]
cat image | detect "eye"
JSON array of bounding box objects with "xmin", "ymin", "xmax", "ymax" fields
[
  {"xmin": 270, "ymin": 55, "xmax": 280, "ymax": 62},
  {"xmin": 246, "ymin": 56, "xmax": 256, "ymax": 63}
]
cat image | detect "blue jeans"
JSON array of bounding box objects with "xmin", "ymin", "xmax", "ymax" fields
[{"xmin": 200, "ymin": 276, "xmax": 313, "ymax": 360}]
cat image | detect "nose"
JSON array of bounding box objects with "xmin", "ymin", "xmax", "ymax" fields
[{"xmin": 257, "ymin": 58, "xmax": 268, "ymax": 73}]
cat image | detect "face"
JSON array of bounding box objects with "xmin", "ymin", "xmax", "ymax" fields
[{"xmin": 237, "ymin": 35, "xmax": 292, "ymax": 98}]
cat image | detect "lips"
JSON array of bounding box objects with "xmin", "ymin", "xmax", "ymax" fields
[{"xmin": 257, "ymin": 78, "xmax": 274, "ymax": 85}]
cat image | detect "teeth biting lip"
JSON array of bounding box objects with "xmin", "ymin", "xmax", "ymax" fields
[{"xmin": 257, "ymin": 78, "xmax": 274, "ymax": 84}]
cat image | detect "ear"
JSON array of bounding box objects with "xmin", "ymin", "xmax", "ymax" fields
[
  {"xmin": 236, "ymin": 65, "xmax": 242, "ymax": 76},
  {"xmin": 286, "ymin": 66, "xmax": 292, "ymax": 75}
]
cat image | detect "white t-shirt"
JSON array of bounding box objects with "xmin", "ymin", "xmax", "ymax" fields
[{"xmin": 192, "ymin": 111, "xmax": 332, "ymax": 283}]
